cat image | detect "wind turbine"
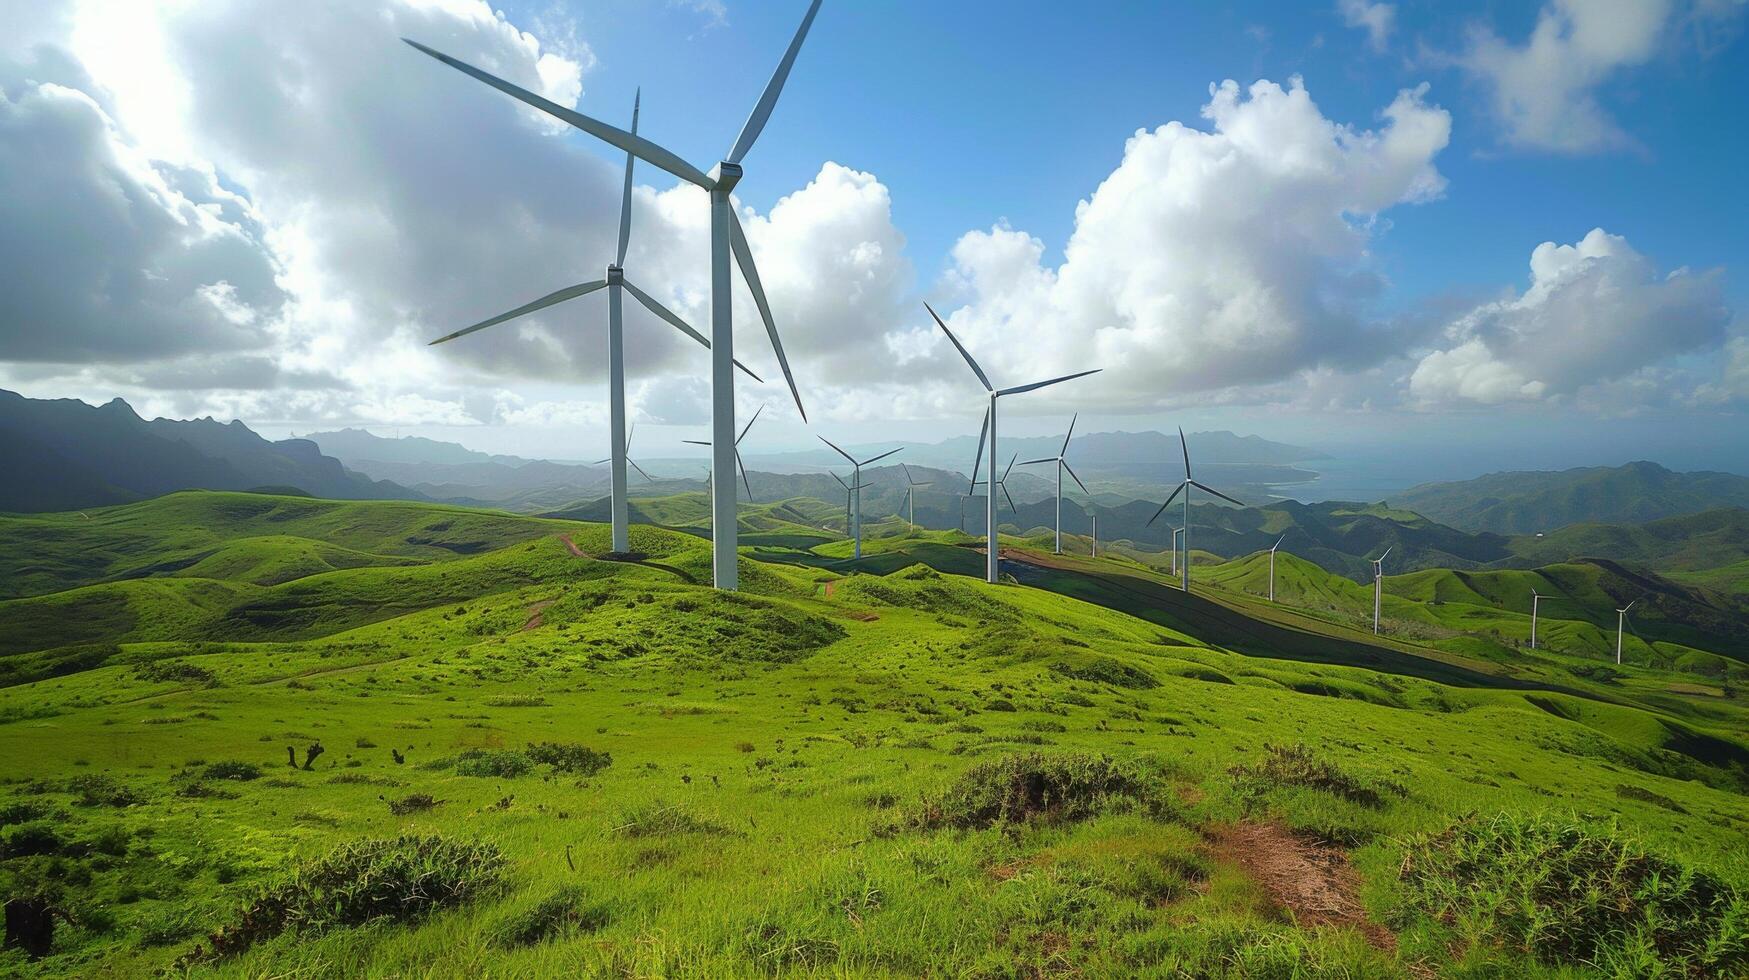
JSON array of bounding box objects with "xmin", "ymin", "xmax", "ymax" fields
[
  {"xmin": 1145, "ymin": 428, "xmax": 1243, "ymax": 592},
  {"xmin": 972, "ymin": 452, "xmax": 1019, "ymax": 514},
  {"xmin": 683, "ymin": 404, "xmax": 763, "ymax": 502},
  {"xmin": 1529, "ymin": 589, "xmax": 1564, "ymax": 650},
  {"xmin": 830, "ymin": 472, "xmax": 862, "ymax": 537},
  {"xmin": 596, "ymin": 424, "xmax": 655, "ymax": 484},
  {"xmin": 1089, "ymin": 512, "xmax": 1098, "ymax": 558},
  {"xmin": 819, "ymin": 436, "xmax": 901, "ymax": 559},
  {"xmin": 1370, "ymin": 547, "xmax": 1392, "ymax": 635},
  {"xmin": 1615, "ymin": 600, "xmax": 1637, "ymax": 665},
  {"xmin": 900, "ymin": 464, "xmax": 932, "ymax": 530},
  {"xmin": 1019, "ymin": 414, "xmax": 1089, "ymax": 555},
  {"xmin": 929, "ymin": 306, "xmax": 1101, "ymax": 584},
  {"xmin": 406, "ymin": 0, "xmax": 822, "ymax": 589},
  {"xmin": 1267, "ymin": 533, "xmax": 1288, "ymax": 603},
  {"xmin": 421, "ymin": 90, "xmax": 760, "ymax": 555}
]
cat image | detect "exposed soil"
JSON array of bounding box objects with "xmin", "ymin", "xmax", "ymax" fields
[
  {"xmin": 521, "ymin": 600, "xmax": 554, "ymax": 632},
  {"xmin": 559, "ymin": 534, "xmax": 586, "ymax": 558},
  {"xmin": 1209, "ymin": 821, "xmax": 1396, "ymax": 952}
]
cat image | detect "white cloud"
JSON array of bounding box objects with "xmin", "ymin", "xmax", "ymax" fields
[
  {"xmin": 1409, "ymin": 228, "xmax": 1729, "ymax": 405},
  {"xmin": 902, "ymin": 77, "xmax": 1450, "ymax": 412},
  {"xmin": 1338, "ymin": 0, "xmax": 1396, "ymax": 51}
]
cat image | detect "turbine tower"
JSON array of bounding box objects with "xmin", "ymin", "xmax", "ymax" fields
[
  {"xmin": 595, "ymin": 424, "xmax": 655, "ymax": 485},
  {"xmin": 819, "ymin": 436, "xmax": 901, "ymax": 559},
  {"xmin": 1370, "ymin": 547, "xmax": 1392, "ymax": 635},
  {"xmin": 422, "ymin": 90, "xmax": 761, "ymax": 555},
  {"xmin": 1267, "ymin": 533, "xmax": 1288, "ymax": 602},
  {"xmin": 929, "ymin": 305, "xmax": 1101, "ymax": 584},
  {"xmin": 683, "ymin": 404, "xmax": 763, "ymax": 503},
  {"xmin": 1090, "ymin": 512, "xmax": 1098, "ymax": 558},
  {"xmin": 1615, "ymin": 599, "xmax": 1636, "ymax": 665},
  {"xmin": 1019, "ymin": 413, "xmax": 1089, "ymax": 555},
  {"xmin": 1170, "ymin": 527, "xmax": 1183, "ymax": 577},
  {"xmin": 900, "ymin": 464, "xmax": 932, "ymax": 530},
  {"xmin": 1145, "ymin": 428, "xmax": 1243, "ymax": 592},
  {"xmin": 1529, "ymin": 589, "xmax": 1563, "ymax": 650},
  {"xmin": 406, "ymin": 0, "xmax": 822, "ymax": 589},
  {"xmin": 830, "ymin": 471, "xmax": 860, "ymax": 537}
]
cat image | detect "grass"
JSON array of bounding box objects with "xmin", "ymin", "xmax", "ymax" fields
[{"xmin": 0, "ymin": 490, "xmax": 1744, "ymax": 976}]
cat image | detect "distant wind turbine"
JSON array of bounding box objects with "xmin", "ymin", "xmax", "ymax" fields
[
  {"xmin": 596, "ymin": 423, "xmax": 655, "ymax": 484},
  {"xmin": 1529, "ymin": 589, "xmax": 1564, "ymax": 650},
  {"xmin": 1019, "ymin": 413, "xmax": 1089, "ymax": 555},
  {"xmin": 1089, "ymin": 512, "xmax": 1098, "ymax": 558},
  {"xmin": 421, "ymin": 89, "xmax": 760, "ymax": 556},
  {"xmin": 900, "ymin": 464, "xmax": 932, "ymax": 530},
  {"xmin": 1146, "ymin": 428, "xmax": 1243, "ymax": 592},
  {"xmin": 930, "ymin": 306, "xmax": 1101, "ymax": 584},
  {"xmin": 1370, "ymin": 546, "xmax": 1392, "ymax": 635},
  {"xmin": 406, "ymin": 0, "xmax": 823, "ymax": 589},
  {"xmin": 830, "ymin": 471, "xmax": 860, "ymax": 536},
  {"xmin": 1616, "ymin": 599, "xmax": 1637, "ymax": 665},
  {"xmin": 819, "ymin": 436, "xmax": 901, "ymax": 559},
  {"xmin": 971, "ymin": 452, "xmax": 1019, "ymax": 515},
  {"xmin": 684, "ymin": 404, "xmax": 763, "ymax": 501},
  {"xmin": 1267, "ymin": 533, "xmax": 1289, "ymax": 603}
]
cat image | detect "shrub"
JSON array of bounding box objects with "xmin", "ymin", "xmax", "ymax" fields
[
  {"xmin": 489, "ymin": 886, "xmax": 609, "ymax": 947},
  {"xmin": 1228, "ymin": 743, "xmax": 1398, "ymax": 809},
  {"xmin": 611, "ymin": 801, "xmax": 735, "ymax": 838},
  {"xmin": 524, "ymin": 742, "xmax": 612, "ymax": 777},
  {"xmin": 483, "ymin": 694, "xmax": 548, "ymax": 708},
  {"xmin": 195, "ymin": 834, "xmax": 506, "ymax": 960},
  {"xmin": 900, "ymin": 752, "xmax": 1163, "ymax": 831},
  {"xmin": 387, "ymin": 793, "xmax": 441, "ymax": 815},
  {"xmin": 1051, "ymin": 657, "xmax": 1160, "ymax": 690},
  {"xmin": 449, "ymin": 750, "xmax": 534, "ymax": 779},
  {"xmin": 67, "ymin": 774, "xmax": 143, "ymax": 808},
  {"xmin": 1398, "ymin": 814, "xmax": 1747, "ymax": 976},
  {"xmin": 133, "ymin": 660, "xmax": 216, "ymax": 685},
  {"xmin": 202, "ymin": 761, "xmax": 263, "ymax": 782}
]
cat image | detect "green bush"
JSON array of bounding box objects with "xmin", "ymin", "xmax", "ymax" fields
[
  {"xmin": 489, "ymin": 885, "xmax": 609, "ymax": 947},
  {"xmin": 901, "ymin": 752, "xmax": 1163, "ymax": 831},
  {"xmin": 448, "ymin": 750, "xmax": 534, "ymax": 779},
  {"xmin": 196, "ymin": 834, "xmax": 506, "ymax": 960},
  {"xmin": 1228, "ymin": 743, "xmax": 1400, "ymax": 809},
  {"xmin": 1398, "ymin": 814, "xmax": 1748, "ymax": 975},
  {"xmin": 525, "ymin": 742, "xmax": 612, "ymax": 777},
  {"xmin": 202, "ymin": 761, "xmax": 263, "ymax": 782}
]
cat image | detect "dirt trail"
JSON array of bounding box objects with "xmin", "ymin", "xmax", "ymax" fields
[
  {"xmin": 560, "ymin": 534, "xmax": 587, "ymax": 557},
  {"xmin": 521, "ymin": 600, "xmax": 554, "ymax": 631},
  {"xmin": 1210, "ymin": 822, "xmax": 1395, "ymax": 952}
]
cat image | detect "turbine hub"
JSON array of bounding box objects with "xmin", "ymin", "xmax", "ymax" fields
[
  {"xmin": 708, "ymin": 161, "xmax": 743, "ymax": 192},
  {"xmin": 604, "ymin": 265, "xmax": 624, "ymax": 285}
]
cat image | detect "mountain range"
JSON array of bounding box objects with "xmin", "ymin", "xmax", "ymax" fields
[{"xmin": 1397, "ymin": 461, "xmax": 1749, "ymax": 534}]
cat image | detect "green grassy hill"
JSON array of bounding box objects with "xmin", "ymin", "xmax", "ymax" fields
[
  {"xmin": 1398, "ymin": 461, "xmax": 1749, "ymax": 534},
  {"xmin": 1, "ymin": 493, "xmax": 1745, "ymax": 977}
]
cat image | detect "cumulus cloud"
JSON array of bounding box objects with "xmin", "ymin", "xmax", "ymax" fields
[
  {"xmin": 1409, "ymin": 229, "xmax": 1729, "ymax": 405},
  {"xmin": 1453, "ymin": 0, "xmax": 1681, "ymax": 153},
  {"xmin": 902, "ymin": 77, "xmax": 1450, "ymax": 412},
  {"xmin": 1338, "ymin": 0, "xmax": 1396, "ymax": 51}
]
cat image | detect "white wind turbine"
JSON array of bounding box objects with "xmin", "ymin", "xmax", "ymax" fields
[
  {"xmin": 1089, "ymin": 512, "xmax": 1098, "ymax": 558},
  {"xmin": 1267, "ymin": 532, "xmax": 1289, "ymax": 603},
  {"xmin": 830, "ymin": 471, "xmax": 862, "ymax": 537},
  {"xmin": 422, "ymin": 89, "xmax": 762, "ymax": 555},
  {"xmin": 683, "ymin": 404, "xmax": 763, "ymax": 502},
  {"xmin": 407, "ymin": 0, "xmax": 821, "ymax": 589},
  {"xmin": 1019, "ymin": 413, "xmax": 1089, "ymax": 555},
  {"xmin": 819, "ymin": 436, "xmax": 902, "ymax": 559},
  {"xmin": 971, "ymin": 452, "xmax": 1020, "ymax": 516},
  {"xmin": 1616, "ymin": 599, "xmax": 1637, "ymax": 665},
  {"xmin": 900, "ymin": 464, "xmax": 932, "ymax": 530},
  {"xmin": 1529, "ymin": 588, "xmax": 1564, "ymax": 650},
  {"xmin": 1370, "ymin": 546, "xmax": 1392, "ymax": 635},
  {"xmin": 596, "ymin": 423, "xmax": 655, "ymax": 485},
  {"xmin": 1145, "ymin": 428, "xmax": 1243, "ymax": 592},
  {"xmin": 929, "ymin": 306, "xmax": 1101, "ymax": 584}
]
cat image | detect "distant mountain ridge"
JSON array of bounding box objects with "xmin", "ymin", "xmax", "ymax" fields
[
  {"xmin": 1397, "ymin": 461, "xmax": 1749, "ymax": 534},
  {"xmin": 0, "ymin": 391, "xmax": 419, "ymax": 512}
]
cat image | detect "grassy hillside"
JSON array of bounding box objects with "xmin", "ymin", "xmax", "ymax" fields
[
  {"xmin": 1, "ymin": 493, "xmax": 1746, "ymax": 977},
  {"xmin": 1398, "ymin": 460, "xmax": 1749, "ymax": 534},
  {"xmin": 1507, "ymin": 506, "xmax": 1749, "ymax": 572}
]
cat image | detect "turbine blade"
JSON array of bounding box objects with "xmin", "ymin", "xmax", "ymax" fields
[
  {"xmin": 682, "ymin": 439, "xmax": 711, "ymax": 446},
  {"xmin": 1190, "ymin": 480, "xmax": 1244, "ymax": 508},
  {"xmin": 427, "ymin": 280, "xmax": 607, "ymax": 345},
  {"xmin": 1179, "ymin": 426, "xmax": 1191, "ymax": 480},
  {"xmin": 901, "ymin": 463, "xmax": 913, "ymax": 485},
  {"xmin": 969, "ymin": 406, "xmax": 988, "ymax": 491},
  {"xmin": 402, "ymin": 40, "xmax": 710, "ymax": 188},
  {"xmin": 616, "ymin": 89, "xmax": 638, "ymax": 266},
  {"xmin": 629, "ymin": 458, "xmax": 655, "ymax": 483},
  {"xmin": 925, "ymin": 302, "xmax": 993, "ymax": 392},
  {"xmin": 737, "ymin": 403, "xmax": 764, "ymax": 445},
  {"xmin": 1017, "ymin": 456, "xmax": 1057, "ymax": 466},
  {"xmin": 626, "ymin": 422, "xmax": 636, "ymax": 455},
  {"xmin": 1063, "ymin": 460, "xmax": 1089, "ymax": 495},
  {"xmin": 1378, "ymin": 546, "xmax": 1393, "ymax": 562},
  {"xmin": 1002, "ymin": 452, "xmax": 1017, "ymax": 481},
  {"xmin": 1146, "ymin": 482, "xmax": 1186, "ymax": 527},
  {"xmin": 1061, "ymin": 412, "xmax": 1077, "ymax": 457},
  {"xmin": 831, "ymin": 471, "xmax": 848, "ymax": 490},
  {"xmin": 818, "ymin": 434, "xmax": 856, "ymax": 466},
  {"xmin": 726, "ymin": 0, "xmax": 823, "ymax": 165},
  {"xmin": 860, "ymin": 446, "xmax": 903, "ymax": 466},
  {"xmin": 729, "ymin": 210, "xmax": 805, "ymax": 420},
  {"xmin": 737, "ymin": 451, "xmax": 753, "ymax": 501},
  {"xmin": 1273, "ymin": 532, "xmax": 1287, "ymax": 550},
  {"xmin": 1001, "ymin": 483, "xmax": 1016, "ymax": 512},
  {"xmin": 622, "ymin": 278, "xmax": 764, "ymax": 382},
  {"xmin": 593, "ymin": 457, "xmax": 610, "ymax": 466},
  {"xmin": 996, "ymin": 368, "xmax": 1102, "ymax": 397}
]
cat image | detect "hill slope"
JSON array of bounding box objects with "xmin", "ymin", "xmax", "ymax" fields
[{"xmin": 1398, "ymin": 461, "xmax": 1749, "ymax": 533}]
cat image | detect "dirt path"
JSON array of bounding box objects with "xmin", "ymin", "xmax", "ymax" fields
[
  {"xmin": 1210, "ymin": 822, "xmax": 1396, "ymax": 952},
  {"xmin": 521, "ymin": 599, "xmax": 554, "ymax": 631},
  {"xmin": 560, "ymin": 534, "xmax": 587, "ymax": 557}
]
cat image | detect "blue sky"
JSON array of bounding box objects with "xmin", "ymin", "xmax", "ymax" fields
[{"xmin": 2, "ymin": 0, "xmax": 1746, "ymax": 476}]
